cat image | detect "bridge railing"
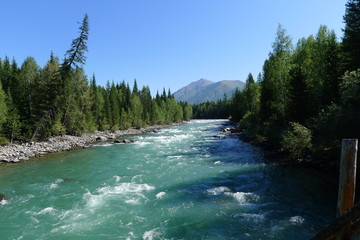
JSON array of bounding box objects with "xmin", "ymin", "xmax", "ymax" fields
[{"xmin": 311, "ymin": 139, "xmax": 358, "ymax": 240}]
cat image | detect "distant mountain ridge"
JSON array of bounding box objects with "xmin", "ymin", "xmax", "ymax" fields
[{"xmin": 173, "ymin": 79, "xmax": 245, "ymax": 104}]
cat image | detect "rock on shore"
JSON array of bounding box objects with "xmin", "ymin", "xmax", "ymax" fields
[{"xmin": 0, "ymin": 125, "xmax": 165, "ymax": 164}]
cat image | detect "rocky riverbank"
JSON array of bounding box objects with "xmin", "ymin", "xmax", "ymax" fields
[{"xmin": 0, "ymin": 125, "xmax": 169, "ymax": 164}]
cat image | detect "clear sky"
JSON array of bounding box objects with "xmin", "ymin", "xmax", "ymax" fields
[{"xmin": 0, "ymin": 0, "xmax": 346, "ymax": 95}]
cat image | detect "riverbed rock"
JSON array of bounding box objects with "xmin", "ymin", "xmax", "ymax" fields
[
  {"xmin": 0, "ymin": 122, "xmax": 186, "ymax": 165},
  {"xmin": 222, "ymin": 127, "xmax": 231, "ymax": 132},
  {"xmin": 114, "ymin": 139, "xmax": 134, "ymax": 144},
  {"xmin": 0, "ymin": 194, "xmax": 5, "ymax": 201},
  {"xmin": 96, "ymin": 136, "xmax": 107, "ymax": 141},
  {"xmin": 213, "ymin": 135, "xmax": 226, "ymax": 139},
  {"xmin": 107, "ymin": 135, "xmax": 116, "ymax": 140}
]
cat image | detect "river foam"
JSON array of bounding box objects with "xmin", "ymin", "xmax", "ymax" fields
[
  {"xmin": 143, "ymin": 228, "xmax": 161, "ymax": 240},
  {"xmin": 206, "ymin": 186, "xmax": 259, "ymax": 205},
  {"xmin": 49, "ymin": 178, "xmax": 64, "ymax": 190},
  {"xmin": 83, "ymin": 182, "xmax": 155, "ymax": 208}
]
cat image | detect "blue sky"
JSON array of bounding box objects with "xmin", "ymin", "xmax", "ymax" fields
[{"xmin": 0, "ymin": 0, "xmax": 345, "ymax": 95}]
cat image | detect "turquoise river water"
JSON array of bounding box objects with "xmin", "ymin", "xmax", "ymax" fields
[{"xmin": 0, "ymin": 120, "xmax": 338, "ymax": 239}]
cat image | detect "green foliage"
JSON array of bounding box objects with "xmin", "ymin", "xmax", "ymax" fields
[
  {"xmin": 239, "ymin": 111, "xmax": 260, "ymax": 137},
  {"xmin": 310, "ymin": 70, "xmax": 360, "ymax": 147},
  {"xmin": 181, "ymin": 102, "xmax": 193, "ymax": 121},
  {"xmin": 3, "ymin": 91, "xmax": 21, "ymax": 143},
  {"xmin": 260, "ymin": 25, "xmax": 293, "ymax": 134},
  {"xmin": 338, "ymin": 70, "xmax": 360, "ymax": 138},
  {"xmin": 230, "ymin": 88, "xmax": 245, "ymax": 121},
  {"xmin": 0, "ymin": 82, "xmax": 7, "ymax": 128},
  {"xmin": 209, "ymin": 21, "xmax": 348, "ymax": 162},
  {"xmin": 192, "ymin": 99, "xmax": 230, "ymax": 119},
  {"xmin": 0, "ymin": 137, "xmax": 9, "ymax": 145},
  {"xmin": 281, "ymin": 122, "xmax": 312, "ymax": 159},
  {"xmin": 130, "ymin": 94, "xmax": 143, "ymax": 128},
  {"xmin": 51, "ymin": 115, "xmax": 66, "ymax": 136},
  {"xmin": 62, "ymin": 14, "xmax": 89, "ymax": 69},
  {"xmin": 310, "ymin": 103, "xmax": 342, "ymax": 147},
  {"xmin": 343, "ymin": 0, "xmax": 360, "ymax": 71}
]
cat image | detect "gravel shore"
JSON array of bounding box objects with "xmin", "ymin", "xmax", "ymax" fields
[{"xmin": 0, "ymin": 125, "xmax": 167, "ymax": 164}]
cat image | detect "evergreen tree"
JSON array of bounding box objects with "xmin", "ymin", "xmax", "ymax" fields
[
  {"xmin": 0, "ymin": 57, "xmax": 13, "ymax": 92},
  {"xmin": 167, "ymin": 88, "xmax": 173, "ymax": 99},
  {"xmin": 62, "ymin": 14, "xmax": 89, "ymax": 70},
  {"xmin": 244, "ymin": 73, "xmax": 260, "ymax": 114},
  {"xmin": 35, "ymin": 54, "xmax": 62, "ymax": 138},
  {"xmin": 181, "ymin": 102, "xmax": 193, "ymax": 121},
  {"xmin": 132, "ymin": 79, "xmax": 139, "ymax": 95},
  {"xmin": 109, "ymin": 82, "xmax": 121, "ymax": 130},
  {"xmin": 59, "ymin": 14, "xmax": 90, "ymax": 135},
  {"xmin": 130, "ymin": 94, "xmax": 143, "ymax": 128},
  {"xmin": 343, "ymin": 0, "xmax": 360, "ymax": 71},
  {"xmin": 63, "ymin": 68, "xmax": 90, "ymax": 135},
  {"xmin": 0, "ymin": 82, "xmax": 7, "ymax": 130},
  {"xmin": 140, "ymin": 86, "xmax": 152, "ymax": 124},
  {"xmin": 230, "ymin": 88, "xmax": 245, "ymax": 121},
  {"xmin": 18, "ymin": 57, "xmax": 40, "ymax": 136},
  {"xmin": 3, "ymin": 90, "xmax": 21, "ymax": 143},
  {"xmin": 161, "ymin": 88, "xmax": 167, "ymax": 100},
  {"xmin": 90, "ymin": 74, "xmax": 103, "ymax": 128}
]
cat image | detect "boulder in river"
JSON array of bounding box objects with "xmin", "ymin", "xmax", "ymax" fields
[
  {"xmin": 222, "ymin": 127, "xmax": 231, "ymax": 132},
  {"xmin": 96, "ymin": 136, "xmax": 107, "ymax": 141},
  {"xmin": 122, "ymin": 139, "xmax": 134, "ymax": 144},
  {"xmin": 213, "ymin": 135, "xmax": 226, "ymax": 139},
  {"xmin": 114, "ymin": 139, "xmax": 134, "ymax": 144},
  {"xmin": 0, "ymin": 194, "xmax": 6, "ymax": 201}
]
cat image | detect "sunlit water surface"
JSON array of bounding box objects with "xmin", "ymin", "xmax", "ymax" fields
[{"xmin": 0, "ymin": 120, "xmax": 337, "ymax": 239}]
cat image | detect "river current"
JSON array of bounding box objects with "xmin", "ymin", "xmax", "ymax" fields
[{"xmin": 0, "ymin": 120, "xmax": 337, "ymax": 239}]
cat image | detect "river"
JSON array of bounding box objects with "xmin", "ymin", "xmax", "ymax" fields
[{"xmin": 0, "ymin": 120, "xmax": 337, "ymax": 239}]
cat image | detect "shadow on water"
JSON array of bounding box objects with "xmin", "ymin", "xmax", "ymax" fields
[
  {"xmin": 145, "ymin": 141, "xmax": 338, "ymax": 239},
  {"xmin": 138, "ymin": 121, "xmax": 338, "ymax": 239}
]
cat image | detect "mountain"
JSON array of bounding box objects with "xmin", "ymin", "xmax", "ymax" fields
[{"xmin": 173, "ymin": 79, "xmax": 245, "ymax": 104}]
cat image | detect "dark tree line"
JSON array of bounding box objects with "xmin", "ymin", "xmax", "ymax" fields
[
  {"xmin": 193, "ymin": 0, "xmax": 360, "ymax": 160},
  {"xmin": 192, "ymin": 96, "xmax": 230, "ymax": 119},
  {"xmin": 0, "ymin": 15, "xmax": 192, "ymax": 144}
]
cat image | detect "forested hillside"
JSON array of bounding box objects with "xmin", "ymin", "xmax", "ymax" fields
[
  {"xmin": 193, "ymin": 0, "xmax": 360, "ymax": 160},
  {"xmin": 0, "ymin": 15, "xmax": 192, "ymax": 144}
]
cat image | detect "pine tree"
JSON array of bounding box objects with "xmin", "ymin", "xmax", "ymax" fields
[
  {"xmin": 3, "ymin": 90, "xmax": 21, "ymax": 143},
  {"xmin": 59, "ymin": 14, "xmax": 90, "ymax": 135},
  {"xmin": 167, "ymin": 88, "xmax": 173, "ymax": 99},
  {"xmin": 0, "ymin": 57, "xmax": 13, "ymax": 92},
  {"xmin": 244, "ymin": 73, "xmax": 260, "ymax": 114},
  {"xmin": 132, "ymin": 79, "xmax": 139, "ymax": 95},
  {"xmin": 18, "ymin": 57, "xmax": 40, "ymax": 136},
  {"xmin": 90, "ymin": 74, "xmax": 103, "ymax": 128},
  {"xmin": 109, "ymin": 82, "xmax": 120, "ymax": 130},
  {"xmin": 0, "ymin": 82, "xmax": 7, "ymax": 130},
  {"xmin": 343, "ymin": 0, "xmax": 360, "ymax": 71},
  {"xmin": 140, "ymin": 86, "xmax": 152, "ymax": 125},
  {"xmin": 130, "ymin": 94, "xmax": 143, "ymax": 128},
  {"xmin": 62, "ymin": 14, "xmax": 89, "ymax": 70}
]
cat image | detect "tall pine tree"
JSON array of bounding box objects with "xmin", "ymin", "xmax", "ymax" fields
[{"xmin": 343, "ymin": 0, "xmax": 360, "ymax": 71}]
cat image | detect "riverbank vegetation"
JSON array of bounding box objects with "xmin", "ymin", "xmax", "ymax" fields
[
  {"xmin": 193, "ymin": 0, "xmax": 360, "ymax": 162},
  {"xmin": 0, "ymin": 14, "xmax": 192, "ymax": 144}
]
